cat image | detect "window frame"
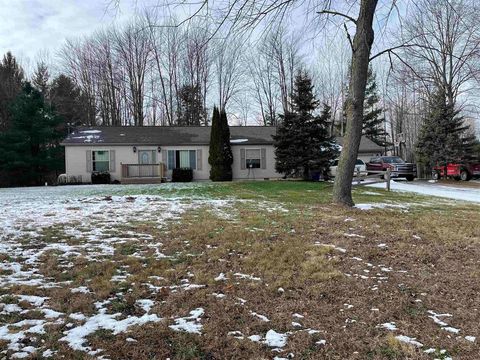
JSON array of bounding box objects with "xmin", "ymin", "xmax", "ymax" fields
[
  {"xmin": 92, "ymin": 150, "xmax": 110, "ymax": 172},
  {"xmin": 167, "ymin": 149, "xmax": 197, "ymax": 170},
  {"xmin": 245, "ymin": 148, "xmax": 261, "ymax": 169}
]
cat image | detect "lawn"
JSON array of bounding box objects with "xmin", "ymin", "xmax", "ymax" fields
[{"xmin": 0, "ymin": 181, "xmax": 479, "ymax": 359}]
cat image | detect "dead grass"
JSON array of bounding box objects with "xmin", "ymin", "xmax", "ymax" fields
[{"xmin": 1, "ymin": 183, "xmax": 479, "ymax": 359}]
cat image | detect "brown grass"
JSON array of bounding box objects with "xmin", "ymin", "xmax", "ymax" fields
[{"xmin": 2, "ymin": 196, "xmax": 479, "ymax": 359}]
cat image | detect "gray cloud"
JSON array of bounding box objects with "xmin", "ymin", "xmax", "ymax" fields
[{"xmin": 0, "ymin": 0, "xmax": 143, "ymax": 73}]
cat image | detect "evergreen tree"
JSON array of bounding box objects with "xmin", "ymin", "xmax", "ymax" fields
[
  {"xmin": 363, "ymin": 66, "xmax": 389, "ymax": 147},
  {"xmin": 50, "ymin": 74, "xmax": 87, "ymax": 129},
  {"xmin": 32, "ymin": 62, "xmax": 50, "ymax": 99},
  {"xmin": 177, "ymin": 84, "xmax": 206, "ymax": 126},
  {"xmin": 0, "ymin": 52, "xmax": 24, "ymax": 131},
  {"xmin": 416, "ymin": 88, "xmax": 476, "ymax": 167},
  {"xmin": 273, "ymin": 71, "xmax": 339, "ymax": 180},
  {"xmin": 0, "ymin": 82, "xmax": 64, "ymax": 186},
  {"xmin": 209, "ymin": 106, "xmax": 233, "ymax": 181}
]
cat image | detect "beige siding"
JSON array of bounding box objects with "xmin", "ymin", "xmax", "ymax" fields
[
  {"xmin": 231, "ymin": 145, "xmax": 281, "ymax": 180},
  {"xmin": 65, "ymin": 144, "xmax": 281, "ymax": 182},
  {"xmin": 65, "ymin": 145, "xmax": 212, "ymax": 182}
]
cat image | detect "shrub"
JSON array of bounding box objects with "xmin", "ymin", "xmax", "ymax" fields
[
  {"xmin": 91, "ymin": 171, "xmax": 111, "ymax": 184},
  {"xmin": 172, "ymin": 168, "xmax": 193, "ymax": 182}
]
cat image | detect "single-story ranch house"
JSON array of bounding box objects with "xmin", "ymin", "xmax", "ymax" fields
[{"xmin": 61, "ymin": 126, "xmax": 383, "ymax": 183}]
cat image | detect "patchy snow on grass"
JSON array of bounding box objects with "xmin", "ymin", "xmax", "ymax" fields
[
  {"xmin": 427, "ymin": 310, "xmax": 460, "ymax": 334},
  {"xmin": 264, "ymin": 330, "xmax": 288, "ymax": 348},
  {"xmin": 354, "ymin": 203, "xmax": 409, "ymax": 211},
  {"xmin": 379, "ymin": 322, "xmax": 397, "ymax": 331},
  {"xmin": 0, "ymin": 184, "xmax": 291, "ymax": 357},
  {"xmin": 214, "ymin": 273, "xmax": 228, "ymax": 281},
  {"xmin": 60, "ymin": 300, "xmax": 161, "ymax": 355},
  {"xmin": 169, "ymin": 308, "xmax": 204, "ymax": 334},
  {"xmin": 233, "ymin": 273, "xmax": 262, "ymax": 281},
  {"xmin": 395, "ymin": 335, "xmax": 423, "ymax": 347},
  {"xmin": 250, "ymin": 311, "xmax": 270, "ymax": 322}
]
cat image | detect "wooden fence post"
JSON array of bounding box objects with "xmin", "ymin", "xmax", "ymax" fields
[{"xmin": 386, "ymin": 168, "xmax": 391, "ymax": 191}]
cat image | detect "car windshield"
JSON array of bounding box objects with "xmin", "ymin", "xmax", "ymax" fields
[
  {"xmin": 383, "ymin": 157, "xmax": 405, "ymax": 164},
  {"xmin": 355, "ymin": 159, "xmax": 364, "ymax": 165}
]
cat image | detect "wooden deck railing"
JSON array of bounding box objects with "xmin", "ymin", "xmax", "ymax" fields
[{"xmin": 121, "ymin": 163, "xmax": 166, "ymax": 179}]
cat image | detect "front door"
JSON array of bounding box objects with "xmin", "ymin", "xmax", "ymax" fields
[{"xmin": 139, "ymin": 150, "xmax": 155, "ymax": 164}]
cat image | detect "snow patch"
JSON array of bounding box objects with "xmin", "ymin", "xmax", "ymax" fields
[
  {"xmin": 395, "ymin": 335, "xmax": 423, "ymax": 347},
  {"xmin": 169, "ymin": 308, "xmax": 204, "ymax": 334}
]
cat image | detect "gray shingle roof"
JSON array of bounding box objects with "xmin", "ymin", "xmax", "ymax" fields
[
  {"xmin": 61, "ymin": 126, "xmax": 384, "ymax": 153},
  {"xmin": 61, "ymin": 126, "xmax": 277, "ymax": 146}
]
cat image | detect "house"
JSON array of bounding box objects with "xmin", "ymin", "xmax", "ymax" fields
[
  {"xmin": 335, "ymin": 136, "xmax": 384, "ymax": 163},
  {"xmin": 61, "ymin": 126, "xmax": 280, "ymax": 183},
  {"xmin": 60, "ymin": 126, "xmax": 384, "ymax": 183}
]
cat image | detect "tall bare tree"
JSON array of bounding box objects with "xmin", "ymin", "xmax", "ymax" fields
[
  {"xmin": 214, "ymin": 34, "xmax": 245, "ymax": 113},
  {"xmin": 114, "ymin": 18, "xmax": 152, "ymax": 126},
  {"xmin": 401, "ymin": 0, "xmax": 480, "ymax": 107}
]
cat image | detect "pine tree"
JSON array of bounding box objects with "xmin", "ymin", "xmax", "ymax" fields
[
  {"xmin": 32, "ymin": 62, "xmax": 50, "ymax": 99},
  {"xmin": 0, "ymin": 82, "xmax": 64, "ymax": 186},
  {"xmin": 50, "ymin": 74, "xmax": 87, "ymax": 129},
  {"xmin": 177, "ymin": 84, "xmax": 206, "ymax": 126},
  {"xmin": 363, "ymin": 66, "xmax": 389, "ymax": 147},
  {"xmin": 416, "ymin": 88, "xmax": 475, "ymax": 168},
  {"xmin": 273, "ymin": 71, "xmax": 339, "ymax": 180},
  {"xmin": 0, "ymin": 52, "xmax": 24, "ymax": 131},
  {"xmin": 209, "ymin": 107, "xmax": 233, "ymax": 181}
]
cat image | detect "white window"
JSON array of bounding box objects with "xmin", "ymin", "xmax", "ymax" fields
[
  {"xmin": 167, "ymin": 150, "xmax": 196, "ymax": 170},
  {"xmin": 92, "ymin": 150, "xmax": 109, "ymax": 172},
  {"xmin": 246, "ymin": 149, "xmax": 261, "ymax": 169}
]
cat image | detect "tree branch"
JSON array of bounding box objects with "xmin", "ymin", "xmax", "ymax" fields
[
  {"xmin": 369, "ymin": 44, "xmax": 418, "ymax": 61},
  {"xmin": 343, "ymin": 23, "xmax": 354, "ymax": 51},
  {"xmin": 317, "ymin": 9, "xmax": 357, "ymax": 25}
]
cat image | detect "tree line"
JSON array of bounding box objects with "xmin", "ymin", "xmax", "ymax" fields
[{"xmin": 1, "ymin": 0, "xmax": 480, "ymax": 192}]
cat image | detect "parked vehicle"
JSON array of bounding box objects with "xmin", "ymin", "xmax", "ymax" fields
[
  {"xmin": 329, "ymin": 159, "xmax": 367, "ymax": 178},
  {"xmin": 367, "ymin": 156, "xmax": 417, "ymax": 181},
  {"xmin": 432, "ymin": 162, "xmax": 480, "ymax": 181}
]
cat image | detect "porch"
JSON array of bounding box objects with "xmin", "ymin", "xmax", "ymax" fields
[{"xmin": 121, "ymin": 163, "xmax": 166, "ymax": 184}]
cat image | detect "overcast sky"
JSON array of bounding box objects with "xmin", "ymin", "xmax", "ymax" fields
[{"xmin": 0, "ymin": 0, "xmax": 155, "ymax": 71}]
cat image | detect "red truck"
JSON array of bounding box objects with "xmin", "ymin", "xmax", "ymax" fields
[
  {"xmin": 367, "ymin": 156, "xmax": 417, "ymax": 181},
  {"xmin": 432, "ymin": 162, "xmax": 480, "ymax": 181}
]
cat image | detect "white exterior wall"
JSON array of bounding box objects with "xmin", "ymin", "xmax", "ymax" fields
[
  {"xmin": 65, "ymin": 145, "xmax": 163, "ymax": 183},
  {"xmin": 65, "ymin": 145, "xmax": 210, "ymax": 182},
  {"xmin": 65, "ymin": 144, "xmax": 281, "ymax": 183},
  {"xmin": 231, "ymin": 145, "xmax": 281, "ymax": 180}
]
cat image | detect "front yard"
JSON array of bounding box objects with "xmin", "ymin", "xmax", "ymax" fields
[{"xmin": 0, "ymin": 182, "xmax": 479, "ymax": 359}]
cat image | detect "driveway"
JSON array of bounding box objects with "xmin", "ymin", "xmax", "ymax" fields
[{"xmin": 367, "ymin": 179, "xmax": 480, "ymax": 203}]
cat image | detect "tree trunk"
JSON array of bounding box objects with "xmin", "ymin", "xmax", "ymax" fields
[{"xmin": 333, "ymin": 0, "xmax": 378, "ymax": 206}]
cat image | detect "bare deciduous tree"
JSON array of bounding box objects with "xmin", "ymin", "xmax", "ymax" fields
[
  {"xmin": 401, "ymin": 0, "xmax": 480, "ymax": 107},
  {"xmin": 214, "ymin": 34, "xmax": 245, "ymax": 113},
  {"xmin": 114, "ymin": 19, "xmax": 152, "ymax": 126}
]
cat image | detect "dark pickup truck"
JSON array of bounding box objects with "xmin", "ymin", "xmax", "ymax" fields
[{"xmin": 367, "ymin": 156, "xmax": 417, "ymax": 181}]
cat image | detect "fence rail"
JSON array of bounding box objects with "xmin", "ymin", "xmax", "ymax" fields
[
  {"xmin": 121, "ymin": 163, "xmax": 165, "ymax": 179},
  {"xmin": 352, "ymin": 168, "xmax": 391, "ymax": 191}
]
